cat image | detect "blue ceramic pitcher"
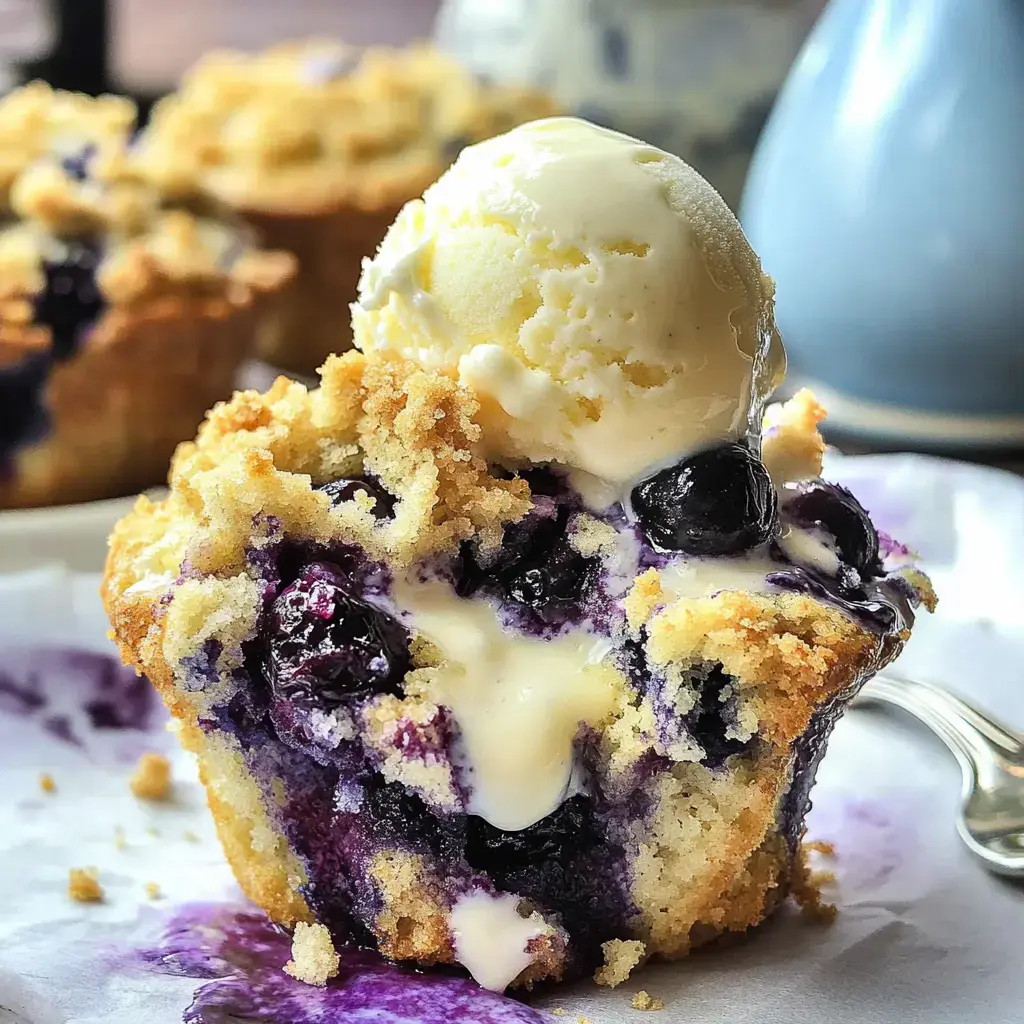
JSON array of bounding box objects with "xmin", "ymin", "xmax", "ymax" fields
[{"xmin": 741, "ymin": 0, "xmax": 1024, "ymax": 446}]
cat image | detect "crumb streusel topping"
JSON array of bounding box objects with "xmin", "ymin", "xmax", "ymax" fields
[{"xmin": 129, "ymin": 41, "xmax": 556, "ymax": 212}]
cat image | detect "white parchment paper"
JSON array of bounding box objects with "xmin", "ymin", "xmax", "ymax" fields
[{"xmin": 1, "ymin": 454, "xmax": 1022, "ymax": 1024}]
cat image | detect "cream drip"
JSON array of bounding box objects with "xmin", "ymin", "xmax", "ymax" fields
[
  {"xmin": 449, "ymin": 891, "xmax": 548, "ymax": 992},
  {"xmin": 392, "ymin": 575, "xmax": 618, "ymax": 831}
]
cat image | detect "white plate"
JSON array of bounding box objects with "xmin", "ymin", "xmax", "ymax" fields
[{"xmin": 0, "ymin": 494, "xmax": 151, "ymax": 574}]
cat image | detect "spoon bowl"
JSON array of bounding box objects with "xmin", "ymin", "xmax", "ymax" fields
[{"xmin": 854, "ymin": 673, "xmax": 1024, "ymax": 878}]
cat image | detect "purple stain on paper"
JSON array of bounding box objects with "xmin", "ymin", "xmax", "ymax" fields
[
  {"xmin": 0, "ymin": 648, "xmax": 159, "ymax": 749},
  {"xmin": 807, "ymin": 797, "xmax": 918, "ymax": 894},
  {"xmin": 129, "ymin": 902, "xmax": 547, "ymax": 1024}
]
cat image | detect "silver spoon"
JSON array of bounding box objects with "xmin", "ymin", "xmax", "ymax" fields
[{"xmin": 854, "ymin": 673, "xmax": 1024, "ymax": 878}]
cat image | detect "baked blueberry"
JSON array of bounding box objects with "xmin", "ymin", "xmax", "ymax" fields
[
  {"xmin": 631, "ymin": 442, "xmax": 778, "ymax": 556},
  {"xmin": 784, "ymin": 481, "xmax": 881, "ymax": 577},
  {"xmin": 264, "ymin": 561, "xmax": 409, "ymax": 707},
  {"xmin": 465, "ymin": 796, "xmax": 600, "ymax": 875},
  {"xmin": 33, "ymin": 240, "xmax": 106, "ymax": 361},
  {"xmin": 318, "ymin": 477, "xmax": 397, "ymax": 520}
]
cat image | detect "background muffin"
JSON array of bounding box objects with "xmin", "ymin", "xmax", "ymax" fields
[
  {"xmin": 0, "ymin": 82, "xmax": 294, "ymax": 509},
  {"xmin": 128, "ymin": 40, "xmax": 555, "ymax": 376}
]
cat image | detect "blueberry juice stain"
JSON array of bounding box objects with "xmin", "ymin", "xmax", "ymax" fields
[
  {"xmin": 0, "ymin": 239, "xmax": 106, "ymax": 468},
  {"xmin": 133, "ymin": 902, "xmax": 548, "ymax": 1024}
]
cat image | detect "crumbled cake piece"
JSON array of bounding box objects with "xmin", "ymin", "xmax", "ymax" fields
[
  {"xmin": 38, "ymin": 772, "xmax": 56, "ymax": 793},
  {"xmin": 129, "ymin": 752, "xmax": 172, "ymax": 801},
  {"xmin": 283, "ymin": 921, "xmax": 341, "ymax": 986},
  {"xmin": 182, "ymin": 829, "xmax": 200, "ymax": 843},
  {"xmin": 632, "ymin": 991, "xmax": 664, "ymax": 1011},
  {"xmin": 144, "ymin": 881, "xmax": 162, "ymax": 900},
  {"xmin": 790, "ymin": 843, "xmax": 838, "ymax": 922},
  {"xmin": 68, "ymin": 867, "xmax": 103, "ymax": 902},
  {"xmin": 594, "ymin": 939, "xmax": 647, "ymax": 987},
  {"xmin": 114, "ymin": 826, "xmax": 128, "ymax": 850},
  {"xmin": 551, "ymin": 1011, "xmax": 567, "ymax": 1018},
  {"xmin": 762, "ymin": 388, "xmax": 827, "ymax": 486},
  {"xmin": 805, "ymin": 839, "xmax": 836, "ymax": 858}
]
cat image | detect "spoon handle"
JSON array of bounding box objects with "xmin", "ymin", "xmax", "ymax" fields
[{"xmin": 856, "ymin": 674, "xmax": 1024, "ymax": 771}]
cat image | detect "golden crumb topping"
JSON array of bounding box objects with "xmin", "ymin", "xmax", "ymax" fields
[
  {"xmin": 131, "ymin": 41, "xmax": 555, "ymax": 211},
  {"xmin": 0, "ymin": 81, "xmax": 134, "ymax": 211},
  {"xmin": 0, "ymin": 81, "xmax": 295, "ymax": 363}
]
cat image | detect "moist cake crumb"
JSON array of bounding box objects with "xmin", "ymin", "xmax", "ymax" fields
[
  {"xmin": 182, "ymin": 829, "xmax": 200, "ymax": 843},
  {"xmin": 805, "ymin": 839, "xmax": 836, "ymax": 858},
  {"xmin": 39, "ymin": 772, "xmax": 56, "ymax": 793},
  {"xmin": 68, "ymin": 867, "xmax": 103, "ymax": 902},
  {"xmin": 130, "ymin": 753, "xmax": 172, "ymax": 800},
  {"xmin": 594, "ymin": 938, "xmax": 647, "ymax": 987},
  {"xmin": 551, "ymin": 1011, "xmax": 567, "ymax": 1018},
  {"xmin": 632, "ymin": 991, "xmax": 664, "ymax": 1011},
  {"xmin": 283, "ymin": 921, "xmax": 341, "ymax": 986},
  {"xmin": 144, "ymin": 881, "xmax": 162, "ymax": 899},
  {"xmin": 114, "ymin": 826, "xmax": 127, "ymax": 850},
  {"xmin": 791, "ymin": 843, "xmax": 838, "ymax": 922}
]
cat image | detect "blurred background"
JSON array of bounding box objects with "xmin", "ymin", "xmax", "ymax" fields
[{"xmin": 4, "ymin": 0, "xmax": 1023, "ymax": 481}]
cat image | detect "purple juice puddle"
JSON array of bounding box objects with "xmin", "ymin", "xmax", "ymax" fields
[{"xmin": 133, "ymin": 902, "xmax": 548, "ymax": 1024}]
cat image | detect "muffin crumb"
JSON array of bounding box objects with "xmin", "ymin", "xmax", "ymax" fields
[
  {"xmin": 283, "ymin": 921, "xmax": 340, "ymax": 986},
  {"xmin": 632, "ymin": 990, "xmax": 664, "ymax": 1011},
  {"xmin": 130, "ymin": 752, "xmax": 172, "ymax": 800},
  {"xmin": 551, "ymin": 1011, "xmax": 566, "ymax": 1018},
  {"xmin": 595, "ymin": 938, "xmax": 647, "ymax": 987},
  {"xmin": 792, "ymin": 843, "xmax": 838, "ymax": 921},
  {"xmin": 144, "ymin": 881, "xmax": 162, "ymax": 900},
  {"xmin": 68, "ymin": 867, "xmax": 104, "ymax": 902},
  {"xmin": 805, "ymin": 839, "xmax": 835, "ymax": 858},
  {"xmin": 39, "ymin": 772, "xmax": 56, "ymax": 793},
  {"xmin": 183, "ymin": 829, "xmax": 200, "ymax": 843},
  {"xmin": 114, "ymin": 826, "xmax": 128, "ymax": 851}
]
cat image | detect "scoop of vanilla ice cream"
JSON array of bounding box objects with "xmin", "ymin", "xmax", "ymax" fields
[{"xmin": 352, "ymin": 117, "xmax": 785, "ymax": 485}]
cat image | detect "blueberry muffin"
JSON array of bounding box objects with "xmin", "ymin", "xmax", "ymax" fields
[
  {"xmin": 127, "ymin": 40, "xmax": 555, "ymax": 376},
  {"xmin": 103, "ymin": 119, "xmax": 934, "ymax": 993},
  {"xmin": 0, "ymin": 82, "xmax": 295, "ymax": 509}
]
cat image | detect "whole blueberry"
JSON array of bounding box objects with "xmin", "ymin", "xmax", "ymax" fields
[
  {"xmin": 631, "ymin": 442, "xmax": 778, "ymax": 556},
  {"xmin": 34, "ymin": 240, "xmax": 106, "ymax": 360},
  {"xmin": 264, "ymin": 561, "xmax": 409, "ymax": 706},
  {"xmin": 455, "ymin": 501, "xmax": 598, "ymax": 628},
  {"xmin": 317, "ymin": 476, "xmax": 396, "ymax": 520},
  {"xmin": 783, "ymin": 482, "xmax": 881, "ymax": 577}
]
